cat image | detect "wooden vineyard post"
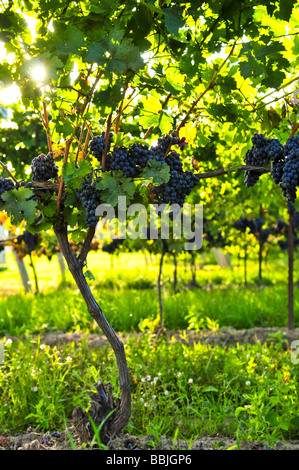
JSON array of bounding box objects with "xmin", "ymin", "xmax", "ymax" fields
[
  {"xmin": 288, "ymin": 206, "xmax": 294, "ymax": 330},
  {"xmin": 258, "ymin": 234, "xmax": 263, "ymax": 286},
  {"xmin": 56, "ymin": 251, "xmax": 66, "ymax": 278},
  {"xmin": 12, "ymin": 250, "xmax": 32, "ymax": 293}
]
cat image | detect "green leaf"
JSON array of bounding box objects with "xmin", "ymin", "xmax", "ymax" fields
[
  {"xmin": 1, "ymin": 188, "xmax": 37, "ymax": 224},
  {"xmin": 163, "ymin": 6, "xmax": 185, "ymax": 37},
  {"xmin": 85, "ymin": 42, "xmax": 106, "ymax": 64},
  {"xmin": 84, "ymin": 269, "xmax": 95, "ymax": 281},
  {"xmin": 201, "ymin": 386, "xmax": 219, "ymax": 393},
  {"xmin": 277, "ymin": 0, "xmax": 294, "ymax": 21},
  {"xmin": 255, "ymin": 42, "xmax": 285, "ymax": 62},
  {"xmin": 265, "ymin": 411, "xmax": 278, "ymax": 425},
  {"xmin": 55, "ymin": 119, "xmax": 75, "ymax": 139},
  {"xmin": 208, "ymin": 103, "xmax": 238, "ymax": 123},
  {"xmin": 235, "ymin": 406, "xmax": 247, "ymax": 417},
  {"xmin": 96, "ymin": 172, "xmax": 136, "ymax": 206},
  {"xmin": 55, "ymin": 25, "xmax": 85, "ymax": 56},
  {"xmin": 139, "ymin": 159, "xmax": 170, "ymax": 185},
  {"xmin": 107, "ymin": 29, "xmax": 145, "ymax": 73},
  {"xmin": 62, "ymin": 161, "xmax": 91, "ymax": 188},
  {"xmin": 42, "ymin": 201, "xmax": 57, "ymax": 218}
]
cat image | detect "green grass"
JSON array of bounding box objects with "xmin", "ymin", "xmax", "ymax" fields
[
  {"xmin": 0, "ymin": 249, "xmax": 298, "ymax": 336},
  {"xmin": 0, "ymin": 333, "xmax": 298, "ymax": 447},
  {"xmin": 0, "ymin": 248, "xmax": 298, "ymax": 447}
]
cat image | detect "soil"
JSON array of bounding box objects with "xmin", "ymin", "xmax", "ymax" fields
[{"xmin": 1, "ymin": 326, "xmax": 299, "ymax": 451}]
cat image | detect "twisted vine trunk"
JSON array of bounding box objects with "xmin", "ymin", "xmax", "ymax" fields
[{"xmin": 54, "ymin": 225, "xmax": 131, "ymax": 444}]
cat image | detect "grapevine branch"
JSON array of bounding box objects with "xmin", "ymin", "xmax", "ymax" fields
[
  {"xmin": 56, "ymin": 137, "xmax": 73, "ymax": 213},
  {"xmin": 195, "ymin": 165, "xmax": 271, "ymax": 180},
  {"xmin": 49, "ymin": 84, "xmax": 89, "ymax": 97},
  {"xmin": 0, "ymin": 161, "xmax": 20, "ymax": 187},
  {"xmin": 114, "ymin": 83, "xmax": 128, "ymax": 135},
  {"xmin": 102, "ymin": 112, "xmax": 113, "ymax": 171},
  {"xmin": 42, "ymin": 102, "xmax": 53, "ymax": 154},
  {"xmin": 77, "ymin": 226, "xmax": 96, "ymax": 267}
]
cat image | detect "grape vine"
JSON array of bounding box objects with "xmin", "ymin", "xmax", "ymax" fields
[{"xmin": 244, "ymin": 133, "xmax": 299, "ymax": 204}]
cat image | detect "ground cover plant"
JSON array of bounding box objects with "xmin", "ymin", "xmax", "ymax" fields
[
  {"xmin": 0, "ymin": 0, "xmax": 299, "ymax": 451},
  {"xmin": 0, "ymin": 329, "xmax": 298, "ymax": 450}
]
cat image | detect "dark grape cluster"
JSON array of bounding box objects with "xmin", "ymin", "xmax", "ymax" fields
[
  {"xmin": 164, "ymin": 151, "xmax": 183, "ymax": 172},
  {"xmin": 244, "ymin": 133, "xmax": 299, "ymax": 203},
  {"xmin": 89, "ymin": 132, "xmax": 113, "ymax": 163},
  {"xmin": 31, "ymin": 154, "xmax": 59, "ymax": 182},
  {"xmin": 107, "ymin": 143, "xmax": 157, "ymax": 177},
  {"xmin": 275, "ymin": 219, "xmax": 288, "ymax": 235},
  {"xmin": 102, "ymin": 238, "xmax": 122, "ymax": 254},
  {"xmin": 233, "ymin": 216, "xmax": 270, "ymax": 245},
  {"xmin": 266, "ymin": 138, "xmax": 284, "ymax": 161},
  {"xmin": 147, "ymin": 132, "xmax": 199, "ymax": 207},
  {"xmin": 153, "ymin": 169, "xmax": 198, "ymax": 207},
  {"xmin": 259, "ymin": 228, "xmax": 271, "ymax": 245},
  {"xmin": 271, "ymin": 159, "xmax": 285, "ymax": 185},
  {"xmin": 17, "ymin": 230, "xmax": 39, "ymax": 253},
  {"xmin": 244, "ymin": 134, "xmax": 269, "ymax": 187},
  {"xmin": 150, "ymin": 131, "xmax": 186, "ymax": 159},
  {"xmin": 107, "ymin": 147, "xmax": 136, "ymax": 177},
  {"xmin": 0, "ymin": 177, "xmax": 14, "ymax": 203},
  {"xmin": 279, "ymin": 137, "xmax": 299, "ymax": 203},
  {"xmin": 76, "ymin": 174, "xmax": 102, "ymax": 227},
  {"xmin": 233, "ymin": 217, "xmax": 256, "ymax": 234}
]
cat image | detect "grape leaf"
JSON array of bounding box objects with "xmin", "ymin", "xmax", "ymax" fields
[
  {"xmin": 62, "ymin": 161, "xmax": 91, "ymax": 188},
  {"xmin": 1, "ymin": 187, "xmax": 37, "ymax": 224},
  {"xmin": 84, "ymin": 269, "xmax": 95, "ymax": 281},
  {"xmin": 163, "ymin": 6, "xmax": 185, "ymax": 37},
  {"xmin": 96, "ymin": 172, "xmax": 136, "ymax": 206},
  {"xmin": 140, "ymin": 159, "xmax": 170, "ymax": 185}
]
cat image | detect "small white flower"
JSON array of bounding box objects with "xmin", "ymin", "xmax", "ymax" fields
[
  {"xmin": 140, "ymin": 397, "xmax": 144, "ymax": 403},
  {"xmin": 141, "ymin": 377, "xmax": 146, "ymax": 382},
  {"xmin": 165, "ymin": 390, "xmax": 169, "ymax": 396},
  {"xmin": 31, "ymin": 386, "xmax": 38, "ymax": 392},
  {"xmin": 5, "ymin": 339, "xmax": 12, "ymax": 346},
  {"xmin": 246, "ymin": 381, "xmax": 251, "ymax": 386},
  {"xmin": 188, "ymin": 378, "xmax": 193, "ymax": 384},
  {"xmin": 40, "ymin": 344, "xmax": 46, "ymax": 350},
  {"xmin": 256, "ymin": 353, "xmax": 260, "ymax": 358},
  {"xmin": 158, "ymin": 372, "xmax": 162, "ymax": 376},
  {"xmin": 246, "ymin": 354, "xmax": 250, "ymax": 358},
  {"xmin": 153, "ymin": 395, "xmax": 156, "ymax": 400},
  {"xmin": 177, "ymin": 372, "xmax": 182, "ymax": 377},
  {"xmin": 146, "ymin": 375, "xmax": 151, "ymax": 381},
  {"xmin": 65, "ymin": 356, "xmax": 72, "ymax": 363}
]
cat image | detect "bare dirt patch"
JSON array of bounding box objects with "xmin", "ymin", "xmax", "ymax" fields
[{"xmin": 38, "ymin": 326, "xmax": 299, "ymax": 350}]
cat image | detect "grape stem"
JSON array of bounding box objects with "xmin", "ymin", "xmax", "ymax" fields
[{"xmin": 0, "ymin": 161, "xmax": 20, "ymax": 187}]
